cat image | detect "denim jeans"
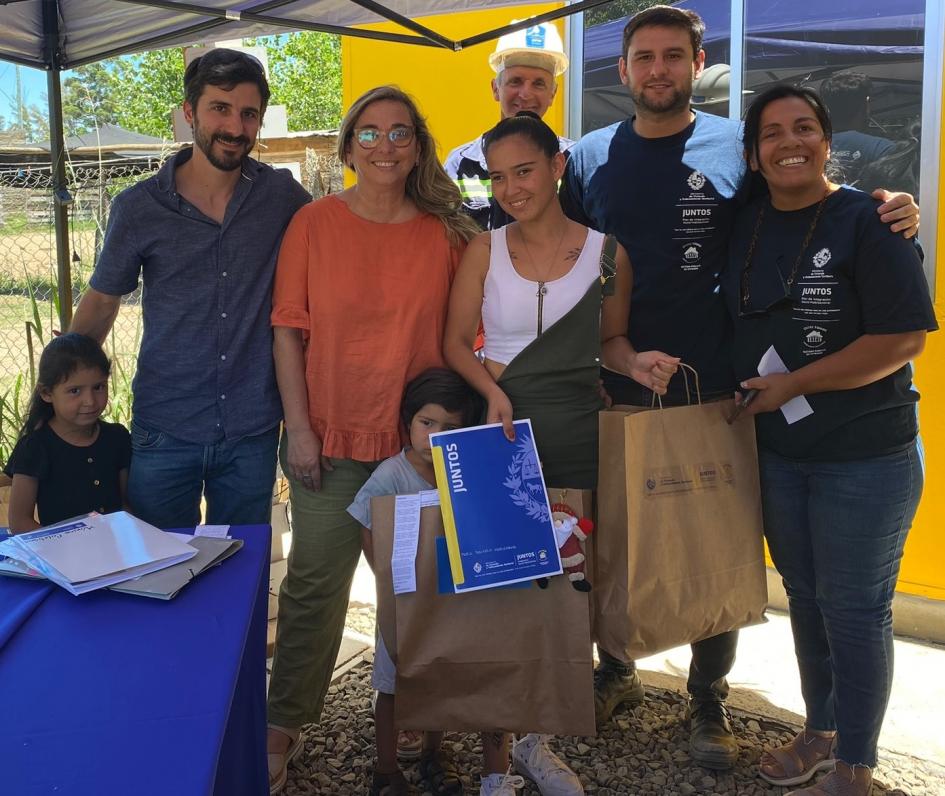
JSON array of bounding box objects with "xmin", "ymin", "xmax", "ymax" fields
[
  {"xmin": 127, "ymin": 419, "xmax": 280, "ymax": 529},
  {"xmin": 759, "ymin": 441, "xmax": 924, "ymax": 767}
]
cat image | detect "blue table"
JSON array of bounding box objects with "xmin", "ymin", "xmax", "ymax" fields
[{"xmin": 0, "ymin": 525, "xmax": 270, "ymax": 796}]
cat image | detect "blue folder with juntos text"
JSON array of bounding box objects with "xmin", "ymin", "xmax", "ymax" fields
[{"xmin": 430, "ymin": 420, "xmax": 562, "ymax": 593}]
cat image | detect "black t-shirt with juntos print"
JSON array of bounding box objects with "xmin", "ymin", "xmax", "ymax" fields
[{"xmin": 723, "ymin": 187, "xmax": 937, "ymax": 461}]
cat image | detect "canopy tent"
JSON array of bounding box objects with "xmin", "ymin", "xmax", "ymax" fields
[
  {"xmin": 0, "ymin": 0, "xmax": 611, "ymax": 70},
  {"xmin": 584, "ymin": 0, "xmax": 923, "ymax": 72},
  {"xmin": 582, "ymin": 0, "xmax": 924, "ymax": 131},
  {"xmin": 0, "ymin": 0, "xmax": 614, "ymax": 326}
]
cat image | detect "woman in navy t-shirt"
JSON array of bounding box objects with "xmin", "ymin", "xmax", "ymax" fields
[{"xmin": 722, "ymin": 85, "xmax": 936, "ymax": 796}]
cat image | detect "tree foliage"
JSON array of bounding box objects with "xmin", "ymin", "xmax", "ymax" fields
[
  {"xmin": 250, "ymin": 32, "xmax": 343, "ymax": 132},
  {"xmin": 112, "ymin": 49, "xmax": 185, "ymax": 138},
  {"xmin": 1, "ymin": 96, "xmax": 49, "ymax": 142},
  {"xmin": 61, "ymin": 61, "xmax": 123, "ymax": 135},
  {"xmin": 584, "ymin": 0, "xmax": 663, "ymax": 28},
  {"xmin": 60, "ymin": 49, "xmax": 183, "ymax": 138},
  {"xmin": 56, "ymin": 33, "xmax": 342, "ymax": 139}
]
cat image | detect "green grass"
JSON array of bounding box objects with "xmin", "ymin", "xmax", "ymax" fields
[{"xmin": 0, "ymin": 215, "xmax": 101, "ymax": 237}]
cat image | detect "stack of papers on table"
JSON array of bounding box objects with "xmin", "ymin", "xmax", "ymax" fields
[
  {"xmin": 0, "ymin": 512, "xmax": 197, "ymax": 595},
  {"xmin": 108, "ymin": 534, "xmax": 242, "ymax": 600},
  {"xmin": 0, "ymin": 527, "xmax": 43, "ymax": 580}
]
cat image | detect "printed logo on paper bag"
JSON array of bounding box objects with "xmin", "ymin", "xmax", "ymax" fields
[{"xmin": 643, "ymin": 462, "xmax": 736, "ymax": 496}]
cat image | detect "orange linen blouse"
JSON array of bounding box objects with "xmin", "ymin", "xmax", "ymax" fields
[{"xmin": 272, "ymin": 195, "xmax": 464, "ymax": 462}]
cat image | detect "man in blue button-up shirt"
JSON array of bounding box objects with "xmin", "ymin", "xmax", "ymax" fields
[{"xmin": 71, "ymin": 49, "xmax": 310, "ymax": 529}]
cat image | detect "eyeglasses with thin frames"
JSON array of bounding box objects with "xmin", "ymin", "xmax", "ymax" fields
[{"xmin": 353, "ymin": 126, "xmax": 415, "ymax": 149}]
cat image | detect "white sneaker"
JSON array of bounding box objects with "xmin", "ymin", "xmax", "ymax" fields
[
  {"xmin": 479, "ymin": 772, "xmax": 525, "ymax": 796},
  {"xmin": 512, "ymin": 734, "xmax": 585, "ymax": 796}
]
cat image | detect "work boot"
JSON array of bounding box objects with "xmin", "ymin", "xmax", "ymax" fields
[
  {"xmin": 592, "ymin": 659, "xmax": 645, "ymax": 724},
  {"xmin": 688, "ymin": 699, "xmax": 738, "ymax": 769}
]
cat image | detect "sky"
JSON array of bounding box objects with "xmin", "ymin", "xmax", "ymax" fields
[{"xmin": 0, "ymin": 63, "xmax": 50, "ymax": 122}]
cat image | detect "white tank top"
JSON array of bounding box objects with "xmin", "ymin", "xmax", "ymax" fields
[{"xmin": 482, "ymin": 225, "xmax": 605, "ymax": 365}]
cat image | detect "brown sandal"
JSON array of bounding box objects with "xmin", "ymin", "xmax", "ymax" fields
[
  {"xmin": 370, "ymin": 769, "xmax": 417, "ymax": 796},
  {"xmin": 758, "ymin": 729, "xmax": 836, "ymax": 786},
  {"xmin": 786, "ymin": 761, "xmax": 872, "ymax": 796},
  {"xmin": 397, "ymin": 729, "xmax": 423, "ymax": 761},
  {"xmin": 418, "ymin": 748, "xmax": 463, "ymax": 795}
]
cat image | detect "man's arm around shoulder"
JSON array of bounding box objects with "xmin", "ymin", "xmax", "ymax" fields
[{"xmin": 71, "ymin": 288, "xmax": 122, "ymax": 344}]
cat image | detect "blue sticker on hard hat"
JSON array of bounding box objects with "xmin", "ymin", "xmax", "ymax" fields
[{"xmin": 525, "ymin": 25, "xmax": 546, "ymax": 48}]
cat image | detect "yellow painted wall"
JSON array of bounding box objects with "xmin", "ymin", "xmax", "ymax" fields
[
  {"xmin": 898, "ymin": 54, "xmax": 945, "ymax": 601},
  {"xmin": 342, "ymin": 4, "xmax": 566, "ymax": 165},
  {"xmin": 343, "ymin": 11, "xmax": 945, "ymax": 602}
]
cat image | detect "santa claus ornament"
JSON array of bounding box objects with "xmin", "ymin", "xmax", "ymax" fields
[{"xmin": 549, "ymin": 502, "xmax": 594, "ymax": 592}]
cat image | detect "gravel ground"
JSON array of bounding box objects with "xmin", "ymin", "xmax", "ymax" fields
[{"xmin": 280, "ymin": 605, "xmax": 944, "ymax": 796}]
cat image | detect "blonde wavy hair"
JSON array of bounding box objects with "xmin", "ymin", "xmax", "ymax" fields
[{"xmin": 337, "ymin": 85, "xmax": 480, "ymax": 246}]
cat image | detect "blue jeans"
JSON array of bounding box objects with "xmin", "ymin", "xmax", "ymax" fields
[
  {"xmin": 127, "ymin": 419, "xmax": 280, "ymax": 529},
  {"xmin": 760, "ymin": 442, "xmax": 923, "ymax": 767}
]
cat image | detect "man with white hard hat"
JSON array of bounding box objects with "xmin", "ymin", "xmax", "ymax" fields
[{"xmin": 445, "ymin": 22, "xmax": 572, "ymax": 230}]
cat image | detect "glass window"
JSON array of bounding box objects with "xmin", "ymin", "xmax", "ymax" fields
[
  {"xmin": 580, "ymin": 2, "xmax": 731, "ymax": 133},
  {"xmin": 741, "ymin": 0, "xmax": 925, "ymax": 198},
  {"xmin": 580, "ymin": 2, "xmax": 924, "ymax": 196}
]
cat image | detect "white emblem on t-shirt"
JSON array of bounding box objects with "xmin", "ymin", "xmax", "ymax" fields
[
  {"xmin": 687, "ymin": 171, "xmax": 706, "ymax": 191},
  {"xmin": 681, "ymin": 242, "xmax": 703, "ymax": 271},
  {"xmin": 802, "ymin": 325, "xmax": 828, "ymax": 356},
  {"xmin": 812, "ymin": 248, "xmax": 832, "ymax": 268}
]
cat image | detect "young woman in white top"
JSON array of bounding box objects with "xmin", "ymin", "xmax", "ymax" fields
[{"xmin": 444, "ymin": 111, "xmax": 678, "ymax": 491}]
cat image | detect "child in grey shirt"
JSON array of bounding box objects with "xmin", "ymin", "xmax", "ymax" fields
[{"xmin": 347, "ymin": 368, "xmax": 482, "ymax": 796}]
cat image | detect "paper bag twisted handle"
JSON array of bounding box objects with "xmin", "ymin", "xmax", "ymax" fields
[{"xmin": 650, "ymin": 362, "xmax": 702, "ymax": 409}]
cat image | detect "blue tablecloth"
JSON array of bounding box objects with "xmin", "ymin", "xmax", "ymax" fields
[{"xmin": 0, "ymin": 525, "xmax": 270, "ymax": 796}]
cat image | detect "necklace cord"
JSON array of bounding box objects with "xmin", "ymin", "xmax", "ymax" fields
[
  {"xmin": 741, "ymin": 190, "xmax": 830, "ymax": 311},
  {"xmin": 517, "ymin": 222, "xmax": 569, "ymax": 336}
]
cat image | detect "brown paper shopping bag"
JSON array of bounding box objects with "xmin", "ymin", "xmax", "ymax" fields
[
  {"xmin": 373, "ymin": 495, "xmax": 595, "ymax": 736},
  {"xmin": 593, "ymin": 399, "xmax": 767, "ymax": 661}
]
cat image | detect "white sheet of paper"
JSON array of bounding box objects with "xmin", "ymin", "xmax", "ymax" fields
[
  {"xmin": 195, "ymin": 524, "xmax": 230, "ymax": 539},
  {"xmin": 2, "ymin": 512, "xmax": 197, "ymax": 595},
  {"xmin": 758, "ymin": 345, "xmax": 814, "ymax": 425},
  {"xmin": 391, "ymin": 493, "xmax": 421, "ymax": 595},
  {"xmin": 418, "ymin": 489, "xmax": 440, "ymax": 508}
]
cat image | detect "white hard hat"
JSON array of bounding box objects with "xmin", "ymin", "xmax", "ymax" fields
[
  {"xmin": 692, "ymin": 64, "xmax": 731, "ymax": 106},
  {"xmin": 692, "ymin": 63, "xmax": 753, "ymax": 106},
  {"xmin": 488, "ymin": 22, "xmax": 569, "ymax": 77}
]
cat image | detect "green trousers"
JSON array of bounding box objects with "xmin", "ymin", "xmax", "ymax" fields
[{"xmin": 267, "ymin": 432, "xmax": 379, "ymax": 727}]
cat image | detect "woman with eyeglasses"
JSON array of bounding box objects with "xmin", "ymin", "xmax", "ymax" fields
[
  {"xmin": 267, "ymin": 85, "xmax": 479, "ymax": 796},
  {"xmin": 723, "ymin": 84, "xmax": 936, "ymax": 796}
]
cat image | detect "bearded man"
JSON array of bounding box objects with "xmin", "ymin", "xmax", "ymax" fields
[{"xmin": 71, "ymin": 48, "xmax": 310, "ymax": 529}]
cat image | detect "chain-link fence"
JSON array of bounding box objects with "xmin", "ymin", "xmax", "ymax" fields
[
  {"xmin": 0, "ymin": 147, "xmax": 342, "ymax": 464},
  {"xmin": 0, "ymin": 156, "xmax": 157, "ymax": 463}
]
